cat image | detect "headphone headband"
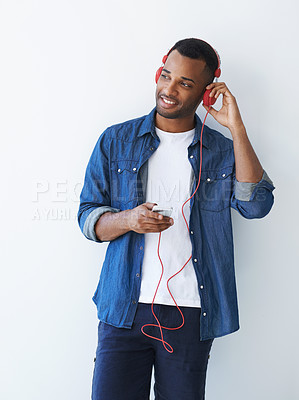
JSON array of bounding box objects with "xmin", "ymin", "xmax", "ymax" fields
[{"xmin": 155, "ymin": 39, "xmax": 221, "ymax": 83}]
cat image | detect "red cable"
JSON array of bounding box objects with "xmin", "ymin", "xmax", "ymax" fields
[{"xmin": 141, "ymin": 106, "xmax": 211, "ymax": 352}]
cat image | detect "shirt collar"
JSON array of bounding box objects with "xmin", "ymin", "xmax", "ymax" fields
[{"xmin": 137, "ymin": 107, "xmax": 210, "ymax": 149}]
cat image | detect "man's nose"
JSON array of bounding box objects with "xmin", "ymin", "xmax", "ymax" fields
[{"xmin": 163, "ymin": 80, "xmax": 178, "ymax": 97}]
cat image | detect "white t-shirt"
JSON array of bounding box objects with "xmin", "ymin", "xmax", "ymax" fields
[{"xmin": 138, "ymin": 126, "xmax": 201, "ymax": 308}]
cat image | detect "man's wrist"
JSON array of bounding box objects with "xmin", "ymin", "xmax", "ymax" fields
[
  {"xmin": 121, "ymin": 209, "xmax": 133, "ymax": 232},
  {"xmin": 95, "ymin": 209, "xmax": 133, "ymax": 242},
  {"xmin": 229, "ymin": 122, "xmax": 246, "ymax": 139}
]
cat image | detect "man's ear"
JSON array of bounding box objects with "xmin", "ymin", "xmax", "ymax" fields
[{"xmin": 196, "ymin": 87, "xmax": 206, "ymax": 106}]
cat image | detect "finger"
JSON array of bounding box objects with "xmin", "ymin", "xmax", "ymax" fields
[
  {"xmin": 143, "ymin": 213, "xmax": 173, "ymax": 224},
  {"xmin": 202, "ymin": 104, "xmax": 218, "ymax": 118},
  {"xmin": 146, "ymin": 210, "xmax": 164, "ymax": 220},
  {"xmin": 142, "ymin": 222, "xmax": 174, "ymax": 233},
  {"xmin": 154, "ymin": 215, "xmax": 174, "ymax": 225},
  {"xmin": 138, "ymin": 205, "xmax": 161, "ymax": 219},
  {"xmin": 143, "ymin": 202, "xmax": 158, "ymax": 210},
  {"xmin": 209, "ymin": 84, "xmax": 226, "ymax": 98},
  {"xmin": 213, "ymin": 86, "xmax": 234, "ymax": 100},
  {"xmin": 146, "ymin": 209, "xmax": 173, "ymax": 221},
  {"xmin": 206, "ymin": 82, "xmax": 224, "ymax": 90}
]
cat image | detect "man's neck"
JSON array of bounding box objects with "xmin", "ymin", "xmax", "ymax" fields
[{"xmin": 155, "ymin": 112, "xmax": 195, "ymax": 133}]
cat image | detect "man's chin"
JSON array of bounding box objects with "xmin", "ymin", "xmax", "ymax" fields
[{"xmin": 156, "ymin": 105, "xmax": 181, "ymax": 120}]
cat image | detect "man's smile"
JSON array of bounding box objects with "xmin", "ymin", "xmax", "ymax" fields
[{"xmin": 159, "ymin": 94, "xmax": 179, "ymax": 108}]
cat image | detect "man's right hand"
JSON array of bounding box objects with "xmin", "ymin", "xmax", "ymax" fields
[{"xmin": 127, "ymin": 202, "xmax": 174, "ymax": 234}]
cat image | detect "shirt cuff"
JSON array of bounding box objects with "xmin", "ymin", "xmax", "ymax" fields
[
  {"xmin": 83, "ymin": 206, "xmax": 120, "ymax": 242},
  {"xmin": 234, "ymin": 170, "xmax": 274, "ymax": 201}
]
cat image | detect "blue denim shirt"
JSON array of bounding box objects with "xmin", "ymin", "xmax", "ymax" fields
[{"xmin": 77, "ymin": 107, "xmax": 275, "ymax": 340}]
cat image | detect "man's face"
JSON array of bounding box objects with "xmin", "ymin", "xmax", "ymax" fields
[{"xmin": 155, "ymin": 49, "xmax": 209, "ymax": 120}]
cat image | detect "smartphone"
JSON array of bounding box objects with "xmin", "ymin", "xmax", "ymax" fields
[{"xmin": 152, "ymin": 205, "xmax": 173, "ymax": 218}]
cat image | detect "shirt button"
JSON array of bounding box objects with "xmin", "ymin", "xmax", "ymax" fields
[
  {"xmin": 222, "ymin": 173, "xmax": 226, "ymax": 177},
  {"xmin": 132, "ymin": 300, "xmax": 136, "ymax": 304},
  {"xmin": 150, "ymin": 147, "xmax": 154, "ymax": 151},
  {"xmin": 200, "ymin": 285, "xmax": 204, "ymax": 289},
  {"xmin": 206, "ymin": 178, "xmax": 211, "ymax": 182},
  {"xmin": 117, "ymin": 168, "xmax": 121, "ymax": 173},
  {"xmin": 190, "ymin": 230, "xmax": 194, "ymax": 235},
  {"xmin": 140, "ymin": 246, "xmax": 143, "ymax": 250},
  {"xmin": 190, "ymin": 155, "xmax": 194, "ymax": 159},
  {"xmin": 194, "ymin": 258, "xmax": 198, "ymax": 262},
  {"xmin": 136, "ymin": 273, "xmax": 140, "ymax": 278},
  {"xmin": 133, "ymin": 167, "xmax": 137, "ymax": 172},
  {"xmin": 203, "ymin": 312, "xmax": 207, "ymax": 317}
]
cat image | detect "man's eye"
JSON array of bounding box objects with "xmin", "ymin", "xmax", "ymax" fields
[
  {"xmin": 181, "ymin": 82, "xmax": 191, "ymax": 88},
  {"xmin": 161, "ymin": 74, "xmax": 169, "ymax": 79}
]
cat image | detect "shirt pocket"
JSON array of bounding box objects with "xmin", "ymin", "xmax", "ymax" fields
[
  {"xmin": 197, "ymin": 165, "xmax": 234, "ymax": 212},
  {"xmin": 110, "ymin": 160, "xmax": 140, "ymax": 209}
]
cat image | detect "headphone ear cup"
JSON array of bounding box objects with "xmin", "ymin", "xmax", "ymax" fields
[
  {"xmin": 155, "ymin": 66, "xmax": 163, "ymax": 84},
  {"xmin": 214, "ymin": 68, "xmax": 221, "ymax": 78},
  {"xmin": 203, "ymin": 89, "xmax": 217, "ymax": 107}
]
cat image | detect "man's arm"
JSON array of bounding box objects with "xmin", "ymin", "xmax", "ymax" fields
[
  {"xmin": 203, "ymin": 82, "xmax": 275, "ymax": 218},
  {"xmin": 204, "ymin": 81, "xmax": 264, "ymax": 182},
  {"xmin": 229, "ymin": 123, "xmax": 275, "ymax": 206},
  {"xmin": 230, "ymin": 123, "xmax": 263, "ymax": 183},
  {"xmin": 95, "ymin": 202, "xmax": 174, "ymax": 242}
]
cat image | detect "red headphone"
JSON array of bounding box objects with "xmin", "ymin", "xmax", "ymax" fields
[{"xmin": 155, "ymin": 40, "xmax": 221, "ymax": 107}]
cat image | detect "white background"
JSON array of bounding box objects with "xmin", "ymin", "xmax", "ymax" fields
[{"xmin": 1, "ymin": 0, "xmax": 298, "ymax": 399}]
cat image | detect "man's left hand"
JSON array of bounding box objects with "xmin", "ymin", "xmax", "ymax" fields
[{"xmin": 202, "ymin": 82, "xmax": 244, "ymax": 133}]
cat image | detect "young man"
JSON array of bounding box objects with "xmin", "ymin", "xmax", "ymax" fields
[{"xmin": 78, "ymin": 38, "xmax": 275, "ymax": 400}]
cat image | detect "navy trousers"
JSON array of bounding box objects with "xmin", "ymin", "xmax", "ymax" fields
[{"xmin": 91, "ymin": 303, "xmax": 213, "ymax": 400}]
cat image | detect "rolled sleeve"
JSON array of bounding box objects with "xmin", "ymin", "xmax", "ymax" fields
[
  {"xmin": 234, "ymin": 170, "xmax": 274, "ymax": 201},
  {"xmin": 231, "ymin": 169, "xmax": 275, "ymax": 219},
  {"xmin": 78, "ymin": 129, "xmax": 120, "ymax": 242}
]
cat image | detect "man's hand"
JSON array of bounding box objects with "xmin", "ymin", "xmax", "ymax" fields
[
  {"xmin": 127, "ymin": 202, "xmax": 174, "ymax": 234},
  {"xmin": 202, "ymin": 82, "xmax": 245, "ymax": 132}
]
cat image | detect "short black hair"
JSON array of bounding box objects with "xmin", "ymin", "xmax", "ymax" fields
[{"xmin": 169, "ymin": 38, "xmax": 220, "ymax": 85}]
